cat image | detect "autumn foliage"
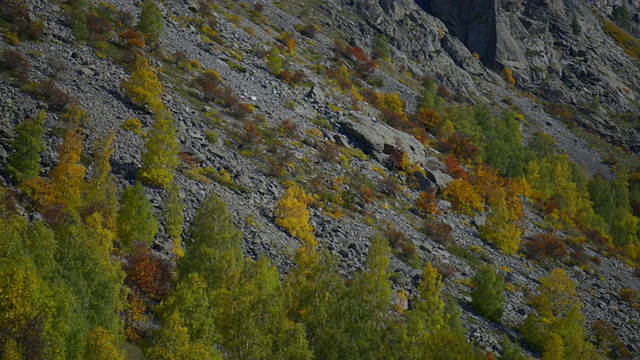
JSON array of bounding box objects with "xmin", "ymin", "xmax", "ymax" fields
[
  {"xmin": 274, "ymin": 185, "xmax": 316, "ymax": 246},
  {"xmin": 122, "ymin": 56, "xmax": 163, "ymax": 111},
  {"xmin": 443, "ymin": 178, "xmax": 484, "ymax": 215},
  {"xmin": 124, "ymin": 242, "xmax": 172, "ymax": 301},
  {"xmin": 416, "ymin": 189, "xmax": 441, "ymax": 216}
]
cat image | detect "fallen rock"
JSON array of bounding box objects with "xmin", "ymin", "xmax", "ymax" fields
[
  {"xmin": 338, "ymin": 115, "xmax": 430, "ymax": 166},
  {"xmin": 427, "ymin": 169, "xmax": 453, "ymax": 189},
  {"xmin": 306, "ymin": 84, "xmax": 325, "ymax": 104}
]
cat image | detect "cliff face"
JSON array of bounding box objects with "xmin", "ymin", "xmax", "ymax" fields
[
  {"xmin": 409, "ymin": 0, "xmax": 640, "ymax": 152},
  {"xmin": 415, "ymin": 0, "xmax": 498, "ymax": 67}
]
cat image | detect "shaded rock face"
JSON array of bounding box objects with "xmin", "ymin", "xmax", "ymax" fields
[{"xmin": 415, "ymin": 0, "xmax": 498, "ymax": 67}]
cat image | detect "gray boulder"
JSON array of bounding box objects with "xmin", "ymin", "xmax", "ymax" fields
[{"xmin": 338, "ymin": 114, "xmax": 430, "ymax": 166}]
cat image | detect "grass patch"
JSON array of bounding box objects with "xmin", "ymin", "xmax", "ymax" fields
[
  {"xmin": 601, "ymin": 18, "xmax": 640, "ymax": 61},
  {"xmin": 447, "ymin": 244, "xmax": 482, "ymax": 268}
]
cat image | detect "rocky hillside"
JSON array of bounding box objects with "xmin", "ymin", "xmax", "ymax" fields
[{"xmin": 1, "ymin": 0, "xmax": 640, "ymax": 359}]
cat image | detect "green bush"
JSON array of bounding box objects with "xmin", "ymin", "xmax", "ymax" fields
[{"xmin": 470, "ymin": 266, "xmax": 505, "ymax": 322}]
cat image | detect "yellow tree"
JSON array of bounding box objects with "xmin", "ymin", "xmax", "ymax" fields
[
  {"xmin": 527, "ymin": 269, "xmax": 599, "ymax": 360},
  {"xmin": 274, "ymin": 185, "xmax": 316, "ymax": 247},
  {"xmin": 125, "ymin": 56, "xmax": 180, "ymax": 190},
  {"xmin": 83, "ymin": 327, "xmax": 125, "ymax": 360},
  {"xmin": 0, "ymin": 257, "xmax": 51, "ymax": 360},
  {"xmin": 542, "ymin": 333, "xmax": 565, "ymax": 360},
  {"xmin": 414, "ymin": 262, "xmax": 446, "ymax": 330},
  {"xmin": 479, "ymin": 187, "xmax": 522, "ymax": 254},
  {"xmin": 146, "ymin": 311, "xmax": 222, "ymax": 360},
  {"xmin": 49, "ymin": 105, "xmax": 86, "ymax": 209},
  {"xmin": 22, "ymin": 104, "xmax": 86, "ymax": 223},
  {"xmin": 443, "ymin": 178, "xmax": 484, "ymax": 215},
  {"xmin": 531, "ymin": 269, "xmax": 580, "ymax": 320},
  {"xmin": 122, "ymin": 56, "xmax": 164, "ymax": 111}
]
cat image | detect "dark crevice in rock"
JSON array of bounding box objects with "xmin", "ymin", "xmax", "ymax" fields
[{"xmin": 414, "ymin": 0, "xmax": 498, "ymax": 68}]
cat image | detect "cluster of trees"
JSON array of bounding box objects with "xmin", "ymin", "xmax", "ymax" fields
[
  {"xmin": 146, "ymin": 192, "xmax": 485, "ymax": 360},
  {"xmin": 1, "ymin": 28, "xmax": 184, "ymax": 353},
  {"xmin": 410, "ymin": 86, "xmax": 640, "ymax": 263},
  {"xmin": 2, "ymin": 107, "xmax": 491, "ymax": 357},
  {"xmin": 521, "ymin": 269, "xmax": 600, "ymax": 359},
  {"xmin": 0, "ymin": 102, "xmax": 183, "ymax": 357},
  {"xmin": 1, "ymin": 106, "xmax": 125, "ymax": 358}
]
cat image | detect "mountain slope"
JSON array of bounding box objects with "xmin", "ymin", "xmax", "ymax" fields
[{"xmin": 1, "ymin": 0, "xmax": 640, "ymax": 359}]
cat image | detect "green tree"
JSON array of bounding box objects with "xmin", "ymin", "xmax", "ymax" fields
[
  {"xmin": 146, "ymin": 311, "xmax": 222, "ymax": 360},
  {"xmin": 266, "ymin": 47, "xmax": 284, "ymax": 76},
  {"xmin": 137, "ymin": 0, "xmax": 164, "ymax": 41},
  {"xmin": 589, "ymin": 171, "xmax": 640, "ymax": 247},
  {"xmin": 447, "ymin": 106, "xmax": 483, "ymax": 144},
  {"xmin": 526, "ymin": 155, "xmax": 603, "ymax": 231},
  {"xmin": 7, "ymin": 110, "xmax": 46, "ymax": 183},
  {"xmin": 284, "ymin": 245, "xmax": 344, "ymax": 358},
  {"xmin": 411, "ymin": 262, "xmax": 446, "ymax": 330},
  {"xmin": 139, "ymin": 109, "xmax": 179, "ymax": 189},
  {"xmin": 83, "ymin": 131, "xmax": 118, "ymax": 231},
  {"xmin": 54, "ymin": 214, "xmax": 126, "ymax": 342},
  {"xmin": 163, "ymin": 183, "xmax": 185, "ymax": 257},
  {"xmin": 117, "ymin": 183, "xmax": 158, "ymax": 249},
  {"xmin": 0, "ymin": 211, "xmax": 77, "ymax": 358},
  {"xmin": 612, "ymin": 6, "xmax": 631, "ymax": 29},
  {"xmin": 180, "ymin": 193, "xmax": 243, "ymax": 287},
  {"xmin": 210, "ymin": 257, "xmax": 310, "ymax": 360},
  {"xmin": 311, "ymin": 235, "xmax": 393, "ymax": 359},
  {"xmin": 164, "ymin": 193, "xmax": 313, "ymax": 360},
  {"xmin": 526, "ymin": 269, "xmax": 599, "ymax": 360},
  {"xmin": 371, "ymin": 33, "xmax": 391, "ymax": 62},
  {"xmin": 396, "ymin": 263, "xmax": 481, "ymax": 360},
  {"xmin": 158, "ymin": 273, "xmax": 217, "ymax": 345},
  {"xmin": 471, "ymin": 266, "xmax": 505, "ymax": 321},
  {"xmin": 527, "ymin": 131, "xmax": 556, "ymax": 160},
  {"xmin": 588, "ymin": 175, "xmax": 617, "ymax": 228},
  {"xmin": 417, "ymin": 78, "xmax": 442, "ymax": 113},
  {"xmin": 610, "ymin": 208, "xmax": 639, "ymax": 246},
  {"xmin": 500, "ymin": 335, "xmax": 529, "ymax": 360},
  {"xmin": 482, "ymin": 112, "xmax": 526, "ymax": 177}
]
